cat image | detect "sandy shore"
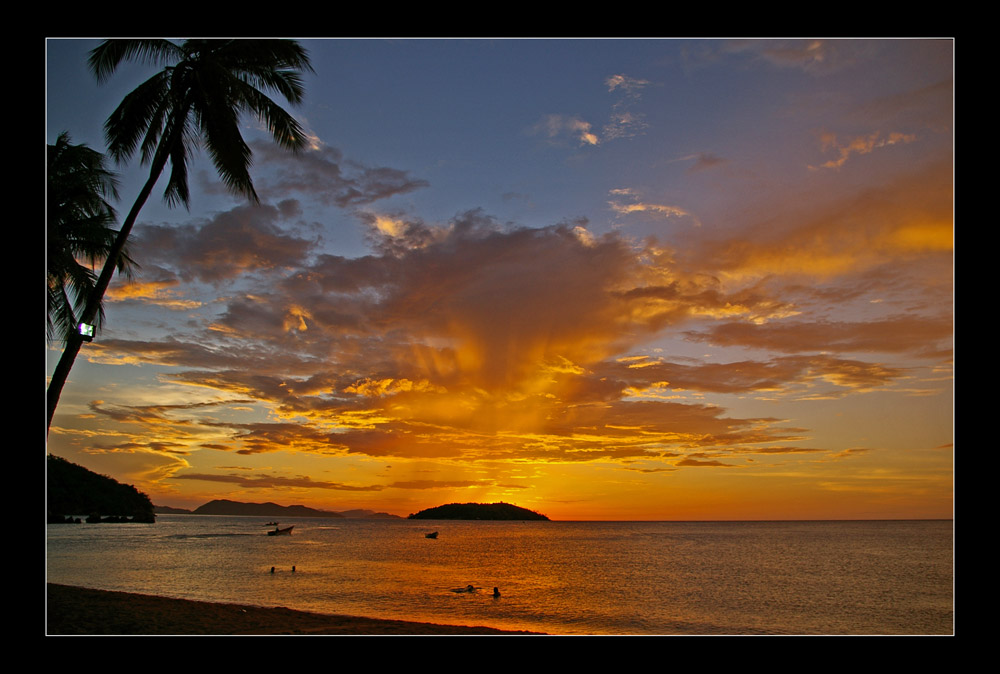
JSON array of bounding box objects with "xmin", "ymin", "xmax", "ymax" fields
[{"xmin": 47, "ymin": 583, "xmax": 542, "ymax": 635}]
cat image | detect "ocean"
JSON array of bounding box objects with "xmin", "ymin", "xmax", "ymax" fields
[{"xmin": 46, "ymin": 516, "xmax": 953, "ymax": 635}]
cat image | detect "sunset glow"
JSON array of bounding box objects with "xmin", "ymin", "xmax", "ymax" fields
[{"xmin": 46, "ymin": 39, "xmax": 953, "ymax": 520}]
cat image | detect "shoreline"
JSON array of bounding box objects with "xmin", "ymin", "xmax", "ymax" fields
[{"xmin": 46, "ymin": 583, "xmax": 543, "ymax": 635}]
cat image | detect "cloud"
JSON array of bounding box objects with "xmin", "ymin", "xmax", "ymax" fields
[
  {"xmin": 86, "ymin": 215, "xmax": 837, "ymax": 466},
  {"xmin": 603, "ymin": 353, "xmax": 906, "ymax": 398},
  {"xmin": 830, "ymin": 448, "xmax": 872, "ymax": 459},
  {"xmin": 75, "ymin": 188, "xmax": 950, "ymax": 480},
  {"xmin": 675, "ymin": 457, "xmax": 737, "ymax": 467},
  {"xmin": 385, "ymin": 479, "xmax": 522, "ymax": 490},
  {"xmin": 679, "ymin": 152, "xmax": 728, "ymax": 173},
  {"xmin": 811, "ymin": 130, "xmax": 918, "ymax": 170},
  {"xmin": 608, "ymin": 188, "xmax": 699, "ymax": 226},
  {"xmin": 173, "ymin": 472, "xmax": 384, "ymax": 491},
  {"xmin": 722, "ymin": 39, "xmax": 866, "ymax": 74},
  {"xmin": 134, "ymin": 202, "xmax": 314, "ymax": 283},
  {"xmin": 685, "ymin": 315, "xmax": 952, "ymax": 358},
  {"xmin": 610, "ymin": 200, "xmax": 694, "ymax": 221},
  {"xmin": 356, "ymin": 211, "xmax": 448, "ymax": 256},
  {"xmin": 683, "ymin": 158, "xmax": 953, "ymax": 284},
  {"xmin": 533, "ymin": 73, "xmax": 652, "ymax": 148},
  {"xmin": 606, "ymin": 74, "xmax": 650, "ymax": 94},
  {"xmin": 533, "ymin": 114, "xmax": 599, "ymax": 146},
  {"xmin": 603, "ymin": 74, "xmax": 650, "ymax": 141},
  {"xmin": 245, "ymin": 141, "xmax": 429, "ymax": 207},
  {"xmin": 106, "ymin": 273, "xmax": 202, "ymax": 310}
]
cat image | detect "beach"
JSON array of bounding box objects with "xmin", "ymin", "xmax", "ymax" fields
[{"xmin": 46, "ymin": 584, "xmax": 540, "ymax": 635}]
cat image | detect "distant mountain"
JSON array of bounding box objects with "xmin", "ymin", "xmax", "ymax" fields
[
  {"xmin": 408, "ymin": 502, "xmax": 550, "ymax": 521},
  {"xmin": 335, "ymin": 509, "xmax": 400, "ymax": 519},
  {"xmin": 47, "ymin": 455, "xmax": 155, "ymax": 523},
  {"xmin": 185, "ymin": 499, "xmax": 401, "ymax": 519},
  {"xmin": 153, "ymin": 505, "xmax": 192, "ymax": 514},
  {"xmin": 192, "ymin": 500, "xmax": 341, "ymax": 518}
]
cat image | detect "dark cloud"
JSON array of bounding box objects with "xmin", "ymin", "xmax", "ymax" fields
[
  {"xmin": 747, "ymin": 446, "xmax": 826, "ymax": 454},
  {"xmin": 385, "ymin": 479, "xmax": 521, "ymax": 490},
  {"xmin": 597, "ymin": 354, "xmax": 906, "ymax": 395},
  {"xmin": 87, "ymin": 440, "xmax": 192, "ymax": 456},
  {"xmin": 134, "ymin": 202, "xmax": 314, "ymax": 283},
  {"xmin": 675, "ymin": 458, "xmax": 737, "ymax": 467},
  {"xmin": 686, "ymin": 152, "xmax": 728, "ymax": 173},
  {"xmin": 172, "ymin": 472, "xmax": 384, "ymax": 491},
  {"xmin": 685, "ymin": 316, "xmax": 952, "ymax": 357},
  {"xmin": 249, "ymin": 142, "xmax": 429, "ymax": 207}
]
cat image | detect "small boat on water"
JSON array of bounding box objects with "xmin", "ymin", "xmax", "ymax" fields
[
  {"xmin": 265, "ymin": 521, "xmax": 278, "ymax": 526},
  {"xmin": 267, "ymin": 525, "xmax": 294, "ymax": 536},
  {"xmin": 425, "ymin": 531, "xmax": 438, "ymax": 539}
]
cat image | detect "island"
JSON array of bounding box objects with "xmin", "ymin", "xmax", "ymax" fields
[
  {"xmin": 153, "ymin": 505, "xmax": 193, "ymax": 514},
  {"xmin": 157, "ymin": 499, "xmax": 401, "ymax": 519},
  {"xmin": 407, "ymin": 502, "xmax": 550, "ymax": 521},
  {"xmin": 47, "ymin": 455, "xmax": 155, "ymax": 523},
  {"xmin": 192, "ymin": 499, "xmax": 342, "ymax": 518}
]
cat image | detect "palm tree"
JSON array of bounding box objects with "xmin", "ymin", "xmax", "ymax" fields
[
  {"xmin": 47, "ymin": 39, "xmax": 314, "ymax": 431},
  {"xmin": 47, "ymin": 131, "xmax": 136, "ymax": 342}
]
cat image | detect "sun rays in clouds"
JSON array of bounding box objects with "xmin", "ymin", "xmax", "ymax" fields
[{"xmin": 47, "ymin": 39, "xmax": 953, "ymax": 519}]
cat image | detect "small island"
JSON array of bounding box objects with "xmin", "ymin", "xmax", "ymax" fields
[{"xmin": 407, "ymin": 502, "xmax": 550, "ymax": 521}]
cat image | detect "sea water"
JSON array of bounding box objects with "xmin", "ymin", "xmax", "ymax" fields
[{"xmin": 46, "ymin": 517, "xmax": 953, "ymax": 635}]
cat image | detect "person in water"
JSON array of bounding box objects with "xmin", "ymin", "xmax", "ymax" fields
[{"xmin": 493, "ymin": 587, "xmax": 501, "ymax": 598}]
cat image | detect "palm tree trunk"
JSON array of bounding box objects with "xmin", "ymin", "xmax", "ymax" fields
[{"xmin": 47, "ymin": 152, "xmax": 169, "ymax": 432}]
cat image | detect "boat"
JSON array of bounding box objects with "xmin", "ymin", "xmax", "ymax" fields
[
  {"xmin": 425, "ymin": 531, "xmax": 438, "ymax": 539},
  {"xmin": 267, "ymin": 525, "xmax": 294, "ymax": 536},
  {"xmin": 264, "ymin": 521, "xmax": 278, "ymax": 526}
]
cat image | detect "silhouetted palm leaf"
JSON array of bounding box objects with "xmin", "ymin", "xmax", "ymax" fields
[
  {"xmin": 48, "ymin": 39, "xmax": 314, "ymax": 430},
  {"xmin": 47, "ymin": 132, "xmax": 136, "ymax": 341}
]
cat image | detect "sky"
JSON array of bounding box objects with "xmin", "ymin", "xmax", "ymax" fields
[{"xmin": 45, "ymin": 38, "xmax": 953, "ymax": 521}]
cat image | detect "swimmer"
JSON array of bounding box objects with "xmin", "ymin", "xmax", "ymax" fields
[
  {"xmin": 493, "ymin": 587, "xmax": 501, "ymax": 598},
  {"xmin": 292, "ymin": 565, "xmax": 296, "ymax": 572},
  {"xmin": 270, "ymin": 566, "xmax": 275, "ymax": 574}
]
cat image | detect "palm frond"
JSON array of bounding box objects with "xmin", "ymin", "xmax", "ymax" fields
[
  {"xmin": 88, "ymin": 39, "xmax": 183, "ymax": 84},
  {"xmin": 199, "ymin": 107, "xmax": 258, "ymax": 202},
  {"xmin": 162, "ymin": 120, "xmax": 193, "ymax": 208},
  {"xmin": 47, "ymin": 132, "xmax": 137, "ymax": 341},
  {"xmin": 104, "ymin": 70, "xmax": 173, "ymax": 164},
  {"xmin": 92, "ymin": 39, "xmax": 314, "ymax": 213},
  {"xmin": 231, "ymin": 80, "xmax": 310, "ymax": 152}
]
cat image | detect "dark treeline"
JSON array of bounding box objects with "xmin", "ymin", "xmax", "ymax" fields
[{"xmin": 47, "ymin": 455, "xmax": 155, "ymax": 523}]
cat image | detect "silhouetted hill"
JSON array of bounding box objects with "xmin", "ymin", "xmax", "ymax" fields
[
  {"xmin": 335, "ymin": 509, "xmax": 400, "ymax": 519},
  {"xmin": 192, "ymin": 500, "xmax": 341, "ymax": 517},
  {"xmin": 163, "ymin": 501, "xmax": 400, "ymax": 518},
  {"xmin": 407, "ymin": 502, "xmax": 550, "ymax": 520},
  {"xmin": 153, "ymin": 505, "xmax": 192, "ymax": 514},
  {"xmin": 47, "ymin": 455, "xmax": 155, "ymax": 523}
]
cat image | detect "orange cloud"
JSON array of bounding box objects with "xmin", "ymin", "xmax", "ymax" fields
[{"xmin": 812, "ymin": 130, "xmax": 918, "ymax": 170}]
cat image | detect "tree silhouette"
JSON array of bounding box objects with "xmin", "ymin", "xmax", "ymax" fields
[
  {"xmin": 47, "ymin": 39, "xmax": 314, "ymax": 431},
  {"xmin": 47, "ymin": 131, "xmax": 136, "ymax": 343}
]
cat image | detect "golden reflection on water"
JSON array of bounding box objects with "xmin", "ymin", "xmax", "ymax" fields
[{"xmin": 47, "ymin": 518, "xmax": 953, "ymax": 635}]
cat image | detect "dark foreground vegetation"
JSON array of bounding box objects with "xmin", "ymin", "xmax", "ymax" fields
[
  {"xmin": 47, "ymin": 455, "xmax": 155, "ymax": 523},
  {"xmin": 408, "ymin": 502, "xmax": 550, "ymax": 520}
]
